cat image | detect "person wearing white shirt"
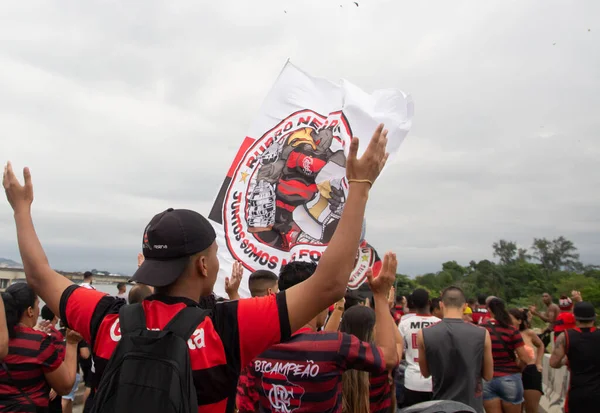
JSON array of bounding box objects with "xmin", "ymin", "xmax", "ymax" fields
[
  {"xmin": 398, "ymin": 288, "xmax": 441, "ymax": 407},
  {"xmin": 80, "ymin": 271, "xmax": 95, "ymax": 290}
]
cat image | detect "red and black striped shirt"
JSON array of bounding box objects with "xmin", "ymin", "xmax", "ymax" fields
[
  {"xmin": 483, "ymin": 320, "xmax": 524, "ymax": 377},
  {"xmin": 0, "ymin": 325, "xmax": 64, "ymax": 412},
  {"xmin": 237, "ymin": 327, "xmax": 385, "ymax": 413},
  {"xmin": 369, "ymin": 370, "xmax": 393, "ymax": 413},
  {"xmin": 59, "ymin": 285, "xmax": 291, "ymax": 413}
]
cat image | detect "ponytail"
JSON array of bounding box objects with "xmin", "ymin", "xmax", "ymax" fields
[{"xmin": 488, "ymin": 298, "xmax": 512, "ymax": 328}]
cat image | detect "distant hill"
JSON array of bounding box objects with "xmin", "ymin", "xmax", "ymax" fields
[{"xmin": 0, "ymin": 258, "xmax": 22, "ymax": 269}]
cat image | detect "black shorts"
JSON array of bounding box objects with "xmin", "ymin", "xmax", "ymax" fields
[
  {"xmin": 521, "ymin": 364, "xmax": 543, "ymax": 394},
  {"xmin": 402, "ymin": 387, "xmax": 433, "ymax": 408}
]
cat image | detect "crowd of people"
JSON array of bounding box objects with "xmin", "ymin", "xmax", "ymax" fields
[{"xmin": 0, "ymin": 124, "xmax": 598, "ymax": 413}]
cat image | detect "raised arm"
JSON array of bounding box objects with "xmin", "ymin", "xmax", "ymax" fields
[
  {"xmin": 44, "ymin": 330, "xmax": 81, "ymax": 395},
  {"xmin": 284, "ymin": 125, "xmax": 389, "ymax": 332},
  {"xmin": 225, "ymin": 261, "xmax": 243, "ymax": 301},
  {"xmin": 528, "ymin": 330, "xmax": 546, "ymax": 371},
  {"xmin": 369, "ymin": 254, "xmax": 400, "ymax": 370},
  {"xmin": 323, "ymin": 297, "xmax": 345, "ymax": 332},
  {"xmin": 0, "ymin": 295, "xmax": 8, "ymax": 359},
  {"xmin": 3, "ymin": 163, "xmax": 74, "ymax": 318}
]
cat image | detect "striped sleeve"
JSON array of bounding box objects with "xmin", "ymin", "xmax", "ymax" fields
[
  {"xmin": 38, "ymin": 335, "xmax": 63, "ymax": 372},
  {"xmin": 510, "ymin": 330, "xmax": 525, "ymax": 350},
  {"xmin": 338, "ymin": 332, "xmax": 385, "ymax": 374}
]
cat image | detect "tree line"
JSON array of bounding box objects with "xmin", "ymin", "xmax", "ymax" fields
[{"xmin": 394, "ymin": 236, "xmax": 600, "ymax": 311}]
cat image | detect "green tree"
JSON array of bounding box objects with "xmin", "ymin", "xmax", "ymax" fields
[
  {"xmin": 493, "ymin": 240, "xmax": 518, "ymax": 265},
  {"xmin": 531, "ymin": 236, "xmax": 581, "ymax": 272}
]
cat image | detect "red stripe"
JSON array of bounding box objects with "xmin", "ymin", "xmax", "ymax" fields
[
  {"xmin": 226, "ymin": 136, "xmax": 255, "ymax": 178},
  {"xmin": 278, "ymin": 180, "xmax": 318, "ymax": 197},
  {"xmin": 275, "ymin": 200, "xmax": 295, "ymax": 212}
]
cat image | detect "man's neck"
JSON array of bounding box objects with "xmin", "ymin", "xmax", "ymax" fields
[
  {"xmin": 416, "ymin": 308, "xmax": 431, "ymax": 315},
  {"xmin": 443, "ymin": 309, "xmax": 464, "ymax": 319}
]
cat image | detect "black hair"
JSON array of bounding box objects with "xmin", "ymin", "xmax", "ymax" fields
[
  {"xmin": 508, "ymin": 308, "xmax": 529, "ymax": 331},
  {"xmin": 83, "ymin": 271, "xmax": 93, "ymax": 281},
  {"xmin": 441, "ymin": 286, "xmax": 466, "ymax": 309},
  {"xmin": 488, "ymin": 298, "xmax": 512, "ymax": 328},
  {"xmin": 411, "ymin": 289, "xmax": 430, "ymax": 311},
  {"xmin": 477, "ymin": 294, "xmax": 487, "ymax": 306},
  {"xmin": 344, "ymin": 293, "xmax": 366, "ymax": 312},
  {"xmin": 248, "ymin": 270, "xmax": 278, "ymax": 297},
  {"xmin": 467, "ymin": 298, "xmax": 476, "ymax": 306},
  {"xmin": 430, "ymin": 297, "xmax": 441, "ymax": 312},
  {"xmin": 278, "ymin": 261, "xmax": 317, "ymax": 291},
  {"xmin": 406, "ymin": 294, "xmax": 415, "ymax": 310},
  {"xmin": 41, "ymin": 304, "xmax": 55, "ymax": 322},
  {"xmin": 395, "ymin": 295, "xmax": 403, "ymax": 305},
  {"xmin": 116, "ymin": 282, "xmax": 126, "ymax": 291},
  {"xmin": 1, "ymin": 283, "xmax": 37, "ymax": 338}
]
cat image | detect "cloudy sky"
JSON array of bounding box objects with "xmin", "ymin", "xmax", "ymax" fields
[{"xmin": 1, "ymin": 0, "xmax": 599, "ymax": 277}]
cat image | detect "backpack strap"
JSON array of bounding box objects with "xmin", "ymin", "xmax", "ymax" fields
[
  {"xmin": 119, "ymin": 303, "xmax": 147, "ymax": 335},
  {"xmin": 164, "ymin": 307, "xmax": 209, "ymax": 340}
]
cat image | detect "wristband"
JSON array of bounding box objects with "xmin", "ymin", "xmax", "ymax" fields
[{"xmin": 348, "ymin": 179, "xmax": 373, "ymax": 188}]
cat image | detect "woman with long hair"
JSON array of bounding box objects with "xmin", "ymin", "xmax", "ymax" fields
[
  {"xmin": 0, "ymin": 283, "xmax": 81, "ymax": 412},
  {"xmin": 340, "ymin": 305, "xmax": 398, "ymax": 413},
  {"xmin": 482, "ymin": 298, "xmax": 534, "ymax": 413},
  {"xmin": 508, "ymin": 308, "xmax": 544, "ymax": 413}
]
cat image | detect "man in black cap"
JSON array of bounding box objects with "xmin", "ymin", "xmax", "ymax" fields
[
  {"xmin": 2, "ymin": 123, "xmax": 391, "ymax": 413},
  {"xmin": 550, "ymin": 301, "xmax": 599, "ymax": 413}
]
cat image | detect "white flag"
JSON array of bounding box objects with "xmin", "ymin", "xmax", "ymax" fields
[{"xmin": 208, "ymin": 61, "xmax": 413, "ymax": 298}]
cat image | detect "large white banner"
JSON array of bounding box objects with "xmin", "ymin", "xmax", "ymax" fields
[{"xmin": 208, "ymin": 61, "xmax": 413, "ymax": 297}]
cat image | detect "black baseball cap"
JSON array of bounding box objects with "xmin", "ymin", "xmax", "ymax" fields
[
  {"xmin": 574, "ymin": 301, "xmax": 596, "ymax": 322},
  {"xmin": 130, "ymin": 208, "xmax": 216, "ymax": 287}
]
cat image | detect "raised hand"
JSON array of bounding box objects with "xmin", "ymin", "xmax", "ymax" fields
[
  {"xmin": 346, "ymin": 124, "xmax": 390, "ymax": 188},
  {"xmin": 571, "ymin": 290, "xmax": 583, "ymax": 302},
  {"xmin": 66, "ymin": 329, "xmax": 83, "ymax": 344},
  {"xmin": 388, "ymin": 286, "xmax": 396, "ymax": 309},
  {"xmin": 367, "ymin": 252, "xmax": 397, "ymax": 298},
  {"xmin": 3, "ymin": 162, "xmax": 34, "ymax": 213},
  {"xmin": 34, "ymin": 320, "xmax": 53, "ymax": 335},
  {"xmin": 225, "ymin": 261, "xmax": 244, "ymax": 300}
]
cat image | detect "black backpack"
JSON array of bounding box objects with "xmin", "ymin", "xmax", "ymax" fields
[{"xmin": 91, "ymin": 303, "xmax": 209, "ymax": 413}]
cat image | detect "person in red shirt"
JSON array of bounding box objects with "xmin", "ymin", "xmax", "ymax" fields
[
  {"xmin": 471, "ymin": 295, "xmax": 489, "ymax": 325},
  {"xmin": 0, "ymin": 283, "xmax": 81, "ymax": 412},
  {"xmin": 237, "ymin": 254, "xmax": 399, "ymax": 413},
  {"xmin": 2, "ymin": 123, "xmax": 390, "ymax": 413},
  {"xmin": 553, "ymin": 296, "xmax": 576, "ymax": 341}
]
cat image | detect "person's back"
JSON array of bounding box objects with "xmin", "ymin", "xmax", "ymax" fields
[
  {"xmin": 398, "ymin": 288, "xmax": 441, "ymax": 407},
  {"xmin": 423, "ymin": 319, "xmax": 485, "ymax": 409},
  {"xmin": 564, "ymin": 304, "xmax": 600, "ymax": 411},
  {"xmin": 417, "ymin": 287, "xmax": 492, "ymax": 413},
  {"xmin": 3, "ymin": 125, "xmax": 390, "ymax": 413},
  {"xmin": 249, "ymin": 329, "xmax": 386, "ymax": 412},
  {"xmin": 239, "ymin": 257, "xmax": 399, "ymax": 413}
]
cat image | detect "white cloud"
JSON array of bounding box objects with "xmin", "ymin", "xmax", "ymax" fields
[{"xmin": 1, "ymin": 0, "xmax": 599, "ymax": 275}]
